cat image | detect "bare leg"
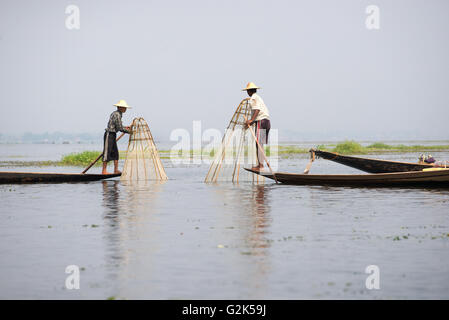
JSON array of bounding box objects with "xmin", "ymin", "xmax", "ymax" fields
[
  {"xmin": 251, "ymin": 149, "xmax": 265, "ymax": 170},
  {"xmin": 113, "ymin": 160, "xmax": 121, "ymax": 174},
  {"xmin": 102, "ymin": 161, "xmax": 109, "ymax": 175},
  {"xmin": 252, "ymin": 149, "xmax": 265, "ymax": 171},
  {"xmin": 252, "ymin": 127, "xmax": 266, "ymax": 171},
  {"xmin": 258, "ymin": 144, "xmax": 265, "ymax": 169}
]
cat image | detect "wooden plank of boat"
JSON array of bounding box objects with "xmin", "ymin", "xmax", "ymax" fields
[
  {"xmin": 0, "ymin": 171, "xmax": 121, "ymax": 184},
  {"xmin": 244, "ymin": 168, "xmax": 449, "ymax": 187},
  {"xmin": 312, "ymin": 149, "xmax": 433, "ymax": 173}
]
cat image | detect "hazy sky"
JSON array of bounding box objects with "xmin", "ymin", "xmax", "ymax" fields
[{"xmin": 1, "ymin": 0, "xmax": 448, "ymax": 140}]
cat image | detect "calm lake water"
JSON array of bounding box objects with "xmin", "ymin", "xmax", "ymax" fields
[{"xmin": 0, "ymin": 143, "xmax": 449, "ymax": 299}]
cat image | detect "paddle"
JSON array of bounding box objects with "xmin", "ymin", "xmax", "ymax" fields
[
  {"xmin": 81, "ymin": 132, "xmax": 126, "ymax": 174},
  {"xmin": 243, "ymin": 115, "xmax": 279, "ymax": 184}
]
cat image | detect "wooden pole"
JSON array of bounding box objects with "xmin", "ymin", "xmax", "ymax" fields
[
  {"xmin": 81, "ymin": 132, "xmax": 126, "ymax": 174},
  {"xmin": 121, "ymin": 119, "xmax": 136, "ymax": 179},
  {"xmin": 243, "ymin": 115, "xmax": 279, "ymax": 184}
]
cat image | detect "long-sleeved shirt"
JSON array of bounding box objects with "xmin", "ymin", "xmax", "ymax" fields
[{"xmin": 105, "ymin": 110, "xmax": 130, "ymax": 133}]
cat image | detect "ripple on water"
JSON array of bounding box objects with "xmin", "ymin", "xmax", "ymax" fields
[{"xmin": 1, "ymin": 153, "xmax": 449, "ymax": 299}]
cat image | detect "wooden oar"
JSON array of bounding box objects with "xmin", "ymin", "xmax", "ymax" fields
[
  {"xmin": 81, "ymin": 132, "xmax": 126, "ymax": 174},
  {"xmin": 243, "ymin": 116, "xmax": 279, "ymax": 184}
]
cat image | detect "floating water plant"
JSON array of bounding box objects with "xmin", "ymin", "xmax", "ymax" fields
[{"xmin": 61, "ymin": 151, "xmax": 103, "ymax": 166}]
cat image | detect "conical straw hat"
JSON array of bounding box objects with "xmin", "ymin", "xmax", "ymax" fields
[
  {"xmin": 242, "ymin": 82, "xmax": 260, "ymax": 91},
  {"xmin": 113, "ymin": 99, "xmax": 132, "ymax": 108}
]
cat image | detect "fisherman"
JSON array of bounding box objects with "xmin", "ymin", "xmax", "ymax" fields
[
  {"xmin": 102, "ymin": 100, "xmax": 132, "ymax": 175},
  {"xmin": 243, "ymin": 82, "xmax": 271, "ymax": 171}
]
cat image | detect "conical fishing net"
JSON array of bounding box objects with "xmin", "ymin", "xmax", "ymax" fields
[
  {"xmin": 121, "ymin": 117, "xmax": 168, "ymax": 181},
  {"xmin": 205, "ymin": 98, "xmax": 265, "ymax": 183}
]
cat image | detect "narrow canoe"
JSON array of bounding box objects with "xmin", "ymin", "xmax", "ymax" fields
[
  {"xmin": 245, "ymin": 168, "xmax": 449, "ymax": 188},
  {"xmin": 0, "ymin": 172, "xmax": 121, "ymax": 184},
  {"xmin": 312, "ymin": 149, "xmax": 434, "ymax": 173}
]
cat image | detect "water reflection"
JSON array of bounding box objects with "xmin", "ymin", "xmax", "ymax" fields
[
  {"xmin": 102, "ymin": 180, "xmax": 120, "ymax": 218},
  {"xmin": 101, "ymin": 180, "xmax": 124, "ymax": 283},
  {"xmin": 120, "ymin": 180, "xmax": 166, "ymax": 215},
  {"xmin": 210, "ymin": 183, "xmax": 273, "ymax": 297},
  {"xmin": 101, "ymin": 179, "xmax": 166, "ymax": 295},
  {"xmin": 239, "ymin": 184, "xmax": 273, "ymax": 298},
  {"xmin": 246, "ymin": 185, "xmax": 272, "ymax": 253},
  {"xmin": 102, "ymin": 179, "xmax": 166, "ymax": 230}
]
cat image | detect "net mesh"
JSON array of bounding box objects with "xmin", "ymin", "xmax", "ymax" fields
[
  {"xmin": 121, "ymin": 117, "xmax": 168, "ymax": 181},
  {"xmin": 205, "ymin": 98, "xmax": 265, "ymax": 183}
]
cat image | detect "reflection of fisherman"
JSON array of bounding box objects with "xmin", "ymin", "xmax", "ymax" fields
[
  {"xmin": 243, "ymin": 82, "xmax": 271, "ymax": 171},
  {"xmin": 102, "ymin": 100, "xmax": 132, "ymax": 175}
]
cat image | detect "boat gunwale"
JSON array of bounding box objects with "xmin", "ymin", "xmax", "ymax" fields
[
  {"xmin": 244, "ymin": 168, "xmax": 449, "ymax": 186},
  {"xmin": 0, "ymin": 171, "xmax": 121, "ymax": 184},
  {"xmin": 271, "ymin": 169, "xmax": 449, "ymax": 179},
  {"xmin": 313, "ymin": 149, "xmax": 435, "ymax": 167},
  {"xmin": 0, "ymin": 171, "xmax": 120, "ymax": 177}
]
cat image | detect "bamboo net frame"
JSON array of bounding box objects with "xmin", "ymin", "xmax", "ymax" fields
[
  {"xmin": 121, "ymin": 117, "xmax": 168, "ymax": 181},
  {"xmin": 204, "ymin": 98, "xmax": 265, "ymax": 183}
]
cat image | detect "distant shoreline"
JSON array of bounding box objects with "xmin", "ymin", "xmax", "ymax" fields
[
  {"xmin": 1, "ymin": 139, "xmax": 449, "ymax": 145},
  {"xmin": 1, "ymin": 141, "xmax": 448, "ymax": 167}
]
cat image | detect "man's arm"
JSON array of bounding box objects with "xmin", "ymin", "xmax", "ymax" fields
[
  {"xmin": 246, "ymin": 96, "xmax": 261, "ymax": 127},
  {"xmin": 114, "ymin": 113, "xmax": 131, "ymax": 134},
  {"xmin": 246, "ymin": 110, "xmax": 260, "ymax": 127}
]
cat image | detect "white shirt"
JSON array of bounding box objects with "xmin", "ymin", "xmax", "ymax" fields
[{"xmin": 249, "ymin": 93, "xmax": 270, "ymax": 121}]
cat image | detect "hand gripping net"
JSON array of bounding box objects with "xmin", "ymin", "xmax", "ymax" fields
[{"xmin": 121, "ymin": 117, "xmax": 168, "ymax": 181}]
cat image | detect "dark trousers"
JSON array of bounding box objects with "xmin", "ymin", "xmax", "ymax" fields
[{"xmin": 103, "ymin": 131, "xmax": 119, "ymax": 162}]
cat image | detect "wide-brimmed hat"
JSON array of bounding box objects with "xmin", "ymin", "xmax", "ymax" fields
[
  {"xmin": 242, "ymin": 82, "xmax": 260, "ymax": 91},
  {"xmin": 113, "ymin": 99, "xmax": 132, "ymax": 108}
]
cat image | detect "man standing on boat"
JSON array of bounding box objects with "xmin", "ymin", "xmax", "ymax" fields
[
  {"xmin": 243, "ymin": 82, "xmax": 271, "ymax": 171},
  {"xmin": 102, "ymin": 100, "xmax": 132, "ymax": 175}
]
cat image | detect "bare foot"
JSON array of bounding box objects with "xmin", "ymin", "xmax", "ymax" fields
[
  {"xmin": 113, "ymin": 170, "xmax": 122, "ymax": 174},
  {"xmin": 251, "ymin": 166, "xmax": 262, "ymax": 171},
  {"xmin": 102, "ymin": 171, "xmax": 111, "ymax": 175}
]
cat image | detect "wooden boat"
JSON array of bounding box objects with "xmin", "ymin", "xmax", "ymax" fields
[
  {"xmin": 0, "ymin": 171, "xmax": 121, "ymax": 184},
  {"xmin": 245, "ymin": 168, "xmax": 449, "ymax": 188},
  {"xmin": 312, "ymin": 149, "xmax": 434, "ymax": 173}
]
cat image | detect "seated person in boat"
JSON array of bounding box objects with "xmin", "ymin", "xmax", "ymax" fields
[
  {"xmin": 102, "ymin": 100, "xmax": 132, "ymax": 174},
  {"xmin": 243, "ymin": 82, "xmax": 271, "ymax": 171},
  {"xmin": 419, "ymin": 154, "xmax": 436, "ymax": 165}
]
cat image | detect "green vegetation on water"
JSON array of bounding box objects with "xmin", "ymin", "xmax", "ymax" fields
[
  {"xmin": 276, "ymin": 146, "xmax": 309, "ymax": 155},
  {"xmin": 60, "ymin": 151, "xmax": 103, "ymax": 166},
  {"xmin": 319, "ymin": 140, "xmax": 449, "ymax": 155},
  {"xmin": 1, "ymin": 141, "xmax": 448, "ymax": 167},
  {"xmin": 60, "ymin": 150, "xmax": 133, "ymax": 166},
  {"xmin": 0, "ymin": 160, "xmax": 58, "ymax": 167},
  {"xmin": 331, "ymin": 141, "xmax": 366, "ymax": 154}
]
